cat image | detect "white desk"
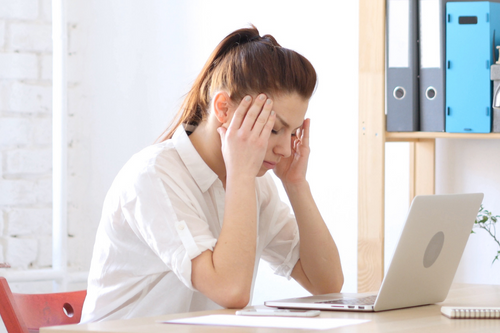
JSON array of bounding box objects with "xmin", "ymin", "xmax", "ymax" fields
[{"xmin": 41, "ymin": 284, "xmax": 500, "ymax": 333}]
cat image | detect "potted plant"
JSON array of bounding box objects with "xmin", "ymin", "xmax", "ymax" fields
[{"xmin": 473, "ymin": 205, "xmax": 500, "ymax": 264}]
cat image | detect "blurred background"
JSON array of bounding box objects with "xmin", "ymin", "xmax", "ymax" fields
[{"xmin": 0, "ymin": 1, "xmax": 499, "ymax": 331}]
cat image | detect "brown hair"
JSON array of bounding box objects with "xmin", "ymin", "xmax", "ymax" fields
[{"xmin": 156, "ymin": 25, "xmax": 317, "ymax": 142}]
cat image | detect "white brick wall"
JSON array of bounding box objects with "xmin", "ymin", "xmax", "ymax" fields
[
  {"xmin": 1, "ymin": 81, "xmax": 52, "ymax": 113},
  {"xmin": 32, "ymin": 117, "xmax": 52, "ymax": 145},
  {"xmin": 0, "ymin": 0, "xmax": 39, "ymax": 20},
  {"xmin": 37, "ymin": 236, "xmax": 52, "ymax": 267},
  {"xmin": 0, "ymin": 20, "xmax": 5, "ymax": 49},
  {"xmin": 0, "ymin": 212, "xmax": 4, "ymax": 235},
  {"xmin": 0, "ymin": 53, "xmax": 38, "ymax": 79},
  {"xmin": 0, "ymin": 118, "xmax": 34, "ymax": 146},
  {"xmin": 7, "ymin": 208, "xmax": 52, "ymax": 236},
  {"xmin": 0, "ymin": 180, "xmax": 37, "ymax": 206},
  {"xmin": 5, "ymin": 149, "xmax": 52, "ymax": 174},
  {"xmin": 0, "ymin": 0, "xmax": 60, "ymax": 276},
  {"xmin": 10, "ymin": 22, "xmax": 52, "ymax": 52},
  {"xmin": 35, "ymin": 178, "xmax": 52, "ymax": 205},
  {"xmin": 5, "ymin": 237, "xmax": 37, "ymax": 268},
  {"xmin": 41, "ymin": 54, "xmax": 52, "ymax": 80}
]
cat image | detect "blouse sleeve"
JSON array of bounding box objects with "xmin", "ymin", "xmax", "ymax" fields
[
  {"xmin": 258, "ymin": 174, "xmax": 300, "ymax": 280},
  {"xmin": 119, "ymin": 160, "xmax": 217, "ymax": 291}
]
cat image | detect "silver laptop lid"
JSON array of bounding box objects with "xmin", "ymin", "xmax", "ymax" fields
[{"xmin": 374, "ymin": 193, "xmax": 483, "ymax": 311}]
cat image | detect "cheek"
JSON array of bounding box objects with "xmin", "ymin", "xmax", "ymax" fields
[
  {"xmin": 266, "ymin": 134, "xmax": 292, "ymax": 155},
  {"xmin": 266, "ymin": 136, "xmax": 279, "ymax": 152}
]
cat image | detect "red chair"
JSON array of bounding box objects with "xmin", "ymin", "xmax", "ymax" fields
[{"xmin": 0, "ymin": 277, "xmax": 87, "ymax": 333}]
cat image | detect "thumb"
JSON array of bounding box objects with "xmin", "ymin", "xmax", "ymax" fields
[{"xmin": 217, "ymin": 126, "xmax": 226, "ymax": 142}]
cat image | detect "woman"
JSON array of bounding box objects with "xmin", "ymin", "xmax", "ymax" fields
[{"xmin": 81, "ymin": 25, "xmax": 343, "ymax": 322}]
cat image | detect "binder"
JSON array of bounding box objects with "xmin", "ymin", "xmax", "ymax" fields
[
  {"xmin": 419, "ymin": 0, "xmax": 446, "ymax": 132},
  {"xmin": 492, "ymin": 46, "xmax": 500, "ymax": 132},
  {"xmin": 386, "ymin": 0, "xmax": 419, "ymax": 132},
  {"xmin": 446, "ymin": 1, "xmax": 500, "ymax": 133}
]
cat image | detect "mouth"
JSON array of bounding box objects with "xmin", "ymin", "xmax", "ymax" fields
[{"xmin": 263, "ymin": 161, "xmax": 277, "ymax": 169}]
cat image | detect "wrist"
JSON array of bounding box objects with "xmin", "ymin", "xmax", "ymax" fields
[
  {"xmin": 225, "ymin": 172, "xmax": 256, "ymax": 187},
  {"xmin": 283, "ymin": 179, "xmax": 310, "ymax": 194}
]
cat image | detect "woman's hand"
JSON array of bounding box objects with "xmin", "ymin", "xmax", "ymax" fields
[
  {"xmin": 194, "ymin": 94, "xmax": 275, "ymax": 308},
  {"xmin": 274, "ymin": 118, "xmax": 311, "ymax": 186},
  {"xmin": 217, "ymin": 94, "xmax": 276, "ymax": 180}
]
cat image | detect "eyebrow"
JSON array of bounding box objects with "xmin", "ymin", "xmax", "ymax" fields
[
  {"xmin": 275, "ymin": 113, "xmax": 302, "ymax": 131},
  {"xmin": 275, "ymin": 113, "xmax": 290, "ymax": 128}
]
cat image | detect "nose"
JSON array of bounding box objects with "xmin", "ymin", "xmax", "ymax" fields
[{"xmin": 273, "ymin": 134, "xmax": 292, "ymax": 158}]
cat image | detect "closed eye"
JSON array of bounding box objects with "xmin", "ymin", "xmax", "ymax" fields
[{"xmin": 272, "ymin": 128, "xmax": 297, "ymax": 137}]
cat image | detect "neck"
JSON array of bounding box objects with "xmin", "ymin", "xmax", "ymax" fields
[{"xmin": 189, "ymin": 120, "xmax": 227, "ymax": 187}]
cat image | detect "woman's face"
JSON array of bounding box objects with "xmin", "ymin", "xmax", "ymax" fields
[{"xmin": 256, "ymin": 93, "xmax": 309, "ymax": 177}]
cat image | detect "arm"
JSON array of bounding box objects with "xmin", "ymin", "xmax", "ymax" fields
[
  {"xmin": 191, "ymin": 94, "xmax": 276, "ymax": 308},
  {"xmin": 275, "ymin": 119, "xmax": 344, "ymax": 294},
  {"xmin": 191, "ymin": 175, "xmax": 257, "ymax": 308},
  {"xmin": 287, "ymin": 181, "xmax": 344, "ymax": 294}
]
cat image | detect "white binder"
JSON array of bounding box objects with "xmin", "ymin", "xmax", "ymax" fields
[
  {"xmin": 387, "ymin": 0, "xmax": 419, "ymax": 132},
  {"xmin": 419, "ymin": 0, "xmax": 446, "ymax": 132}
]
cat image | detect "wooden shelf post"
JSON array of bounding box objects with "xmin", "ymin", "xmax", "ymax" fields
[
  {"xmin": 358, "ymin": 0, "xmax": 386, "ymax": 292},
  {"xmin": 409, "ymin": 139, "xmax": 436, "ymax": 204}
]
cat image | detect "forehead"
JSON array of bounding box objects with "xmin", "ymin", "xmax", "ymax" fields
[{"xmin": 272, "ymin": 93, "xmax": 309, "ymax": 128}]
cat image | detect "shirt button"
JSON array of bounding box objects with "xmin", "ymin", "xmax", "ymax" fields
[{"xmin": 177, "ymin": 224, "xmax": 185, "ymax": 231}]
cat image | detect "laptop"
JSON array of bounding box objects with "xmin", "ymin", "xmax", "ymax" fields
[{"xmin": 265, "ymin": 193, "xmax": 484, "ymax": 312}]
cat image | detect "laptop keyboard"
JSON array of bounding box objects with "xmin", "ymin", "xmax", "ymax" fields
[{"xmin": 315, "ymin": 295, "xmax": 377, "ymax": 305}]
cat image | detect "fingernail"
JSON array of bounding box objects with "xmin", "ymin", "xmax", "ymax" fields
[
  {"xmin": 245, "ymin": 96, "xmax": 251, "ymax": 102},
  {"xmin": 259, "ymin": 94, "xmax": 266, "ymax": 100},
  {"xmin": 271, "ymin": 111, "xmax": 275, "ymax": 116},
  {"xmin": 266, "ymin": 99, "xmax": 272, "ymax": 105}
]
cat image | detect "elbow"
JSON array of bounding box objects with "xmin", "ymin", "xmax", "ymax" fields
[
  {"xmin": 224, "ymin": 295, "xmax": 250, "ymax": 309},
  {"xmin": 312, "ymin": 272, "xmax": 344, "ymax": 295},
  {"xmin": 219, "ymin": 286, "xmax": 251, "ymax": 309},
  {"xmin": 332, "ymin": 273, "xmax": 344, "ymax": 293},
  {"xmin": 326, "ymin": 266, "xmax": 345, "ymax": 294},
  {"xmin": 330, "ymin": 271, "xmax": 344, "ymax": 293}
]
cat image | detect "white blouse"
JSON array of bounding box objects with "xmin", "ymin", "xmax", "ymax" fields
[{"xmin": 80, "ymin": 125, "xmax": 300, "ymax": 323}]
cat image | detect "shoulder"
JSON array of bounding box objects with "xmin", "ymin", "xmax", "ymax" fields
[{"xmin": 113, "ymin": 141, "xmax": 188, "ymax": 191}]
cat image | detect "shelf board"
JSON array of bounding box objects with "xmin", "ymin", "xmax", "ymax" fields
[{"xmin": 386, "ymin": 131, "xmax": 500, "ymax": 141}]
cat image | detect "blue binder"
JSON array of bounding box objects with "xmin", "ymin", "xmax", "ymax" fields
[{"xmin": 446, "ymin": 1, "xmax": 500, "ymax": 133}]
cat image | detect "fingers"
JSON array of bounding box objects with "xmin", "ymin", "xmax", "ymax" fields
[
  {"xmin": 217, "ymin": 126, "xmax": 227, "ymax": 142},
  {"xmin": 229, "ymin": 93, "xmax": 274, "ymax": 138},
  {"xmin": 230, "ymin": 95, "xmax": 252, "ymax": 129},
  {"xmin": 240, "ymin": 94, "xmax": 270, "ymax": 133},
  {"xmin": 251, "ymin": 97, "xmax": 274, "ymax": 136},
  {"xmin": 260, "ymin": 110, "xmax": 276, "ymax": 139},
  {"xmin": 293, "ymin": 118, "xmax": 310, "ymax": 151},
  {"xmin": 301, "ymin": 118, "xmax": 311, "ymax": 145}
]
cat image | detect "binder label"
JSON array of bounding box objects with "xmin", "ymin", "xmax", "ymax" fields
[
  {"xmin": 388, "ymin": 0, "xmax": 410, "ymax": 68},
  {"xmin": 420, "ymin": 0, "xmax": 442, "ymax": 68}
]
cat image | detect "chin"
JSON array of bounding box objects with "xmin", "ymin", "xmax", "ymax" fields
[{"xmin": 256, "ymin": 168, "xmax": 268, "ymax": 177}]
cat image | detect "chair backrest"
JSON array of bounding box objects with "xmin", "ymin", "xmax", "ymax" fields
[{"xmin": 0, "ymin": 277, "xmax": 87, "ymax": 333}]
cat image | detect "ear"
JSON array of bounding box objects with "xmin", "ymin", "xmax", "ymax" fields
[{"xmin": 212, "ymin": 91, "xmax": 232, "ymax": 124}]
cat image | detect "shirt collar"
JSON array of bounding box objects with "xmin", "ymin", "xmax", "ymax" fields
[{"xmin": 172, "ymin": 125, "xmax": 219, "ymax": 192}]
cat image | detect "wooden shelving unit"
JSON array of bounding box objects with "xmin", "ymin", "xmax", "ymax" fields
[{"xmin": 358, "ymin": 0, "xmax": 500, "ymax": 292}]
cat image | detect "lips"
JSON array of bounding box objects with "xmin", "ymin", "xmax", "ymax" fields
[{"xmin": 263, "ymin": 161, "xmax": 277, "ymax": 169}]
